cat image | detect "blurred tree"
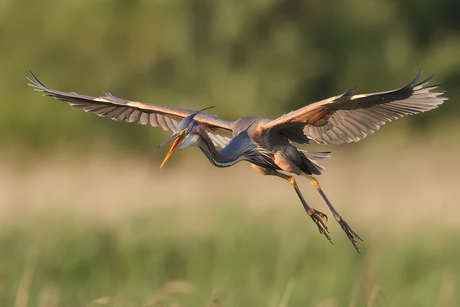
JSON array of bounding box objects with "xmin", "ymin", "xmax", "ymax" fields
[{"xmin": 0, "ymin": 0, "xmax": 459, "ymax": 156}]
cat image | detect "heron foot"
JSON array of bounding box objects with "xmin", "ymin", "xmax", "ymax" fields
[
  {"xmin": 306, "ymin": 208, "xmax": 332, "ymax": 244},
  {"xmin": 336, "ymin": 217, "xmax": 363, "ymax": 253}
]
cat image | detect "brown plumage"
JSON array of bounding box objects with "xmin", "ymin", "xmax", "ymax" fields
[{"xmin": 28, "ymin": 70, "xmax": 446, "ymax": 252}]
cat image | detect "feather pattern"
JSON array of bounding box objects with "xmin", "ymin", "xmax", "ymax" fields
[
  {"xmin": 263, "ymin": 70, "xmax": 447, "ymax": 145},
  {"xmin": 27, "ymin": 72, "xmax": 233, "ymax": 148}
]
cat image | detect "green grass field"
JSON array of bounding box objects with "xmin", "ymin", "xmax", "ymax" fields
[
  {"xmin": 0, "ymin": 207, "xmax": 459, "ymax": 307},
  {"xmin": 1, "ymin": 137, "xmax": 459, "ymax": 307}
]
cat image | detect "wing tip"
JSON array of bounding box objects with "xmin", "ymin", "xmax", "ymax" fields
[
  {"xmin": 27, "ymin": 71, "xmax": 47, "ymax": 90},
  {"xmin": 407, "ymin": 69, "xmax": 437, "ymax": 90},
  {"xmin": 404, "ymin": 69, "xmax": 423, "ymax": 88}
]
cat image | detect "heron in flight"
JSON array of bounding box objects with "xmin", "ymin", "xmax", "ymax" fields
[{"xmin": 28, "ymin": 70, "xmax": 446, "ymax": 252}]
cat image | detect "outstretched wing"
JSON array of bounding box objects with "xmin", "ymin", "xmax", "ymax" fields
[
  {"xmin": 27, "ymin": 72, "xmax": 233, "ymax": 148},
  {"xmin": 263, "ymin": 70, "xmax": 447, "ymax": 145}
]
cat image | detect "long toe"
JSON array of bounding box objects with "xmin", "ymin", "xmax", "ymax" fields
[
  {"xmin": 337, "ymin": 219, "xmax": 362, "ymax": 253},
  {"xmin": 308, "ymin": 209, "xmax": 332, "ymax": 244}
]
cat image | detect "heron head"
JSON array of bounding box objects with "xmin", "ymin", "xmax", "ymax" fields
[{"xmin": 157, "ymin": 108, "xmax": 212, "ymax": 168}]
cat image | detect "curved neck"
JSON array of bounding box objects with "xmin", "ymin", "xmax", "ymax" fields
[{"xmin": 195, "ymin": 126, "xmax": 248, "ymax": 168}]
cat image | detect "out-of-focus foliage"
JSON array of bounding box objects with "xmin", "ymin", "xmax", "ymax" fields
[
  {"xmin": 1, "ymin": 0, "xmax": 460, "ymax": 154},
  {"xmin": 0, "ymin": 208, "xmax": 459, "ymax": 306}
]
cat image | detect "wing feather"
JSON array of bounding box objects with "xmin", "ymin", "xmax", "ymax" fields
[
  {"xmin": 264, "ymin": 70, "xmax": 446, "ymax": 145},
  {"xmin": 28, "ymin": 72, "xmax": 234, "ymax": 147},
  {"xmin": 149, "ymin": 113, "xmax": 158, "ymax": 126}
]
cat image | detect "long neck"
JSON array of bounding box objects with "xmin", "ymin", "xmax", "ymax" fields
[{"xmin": 195, "ymin": 126, "xmax": 251, "ymax": 168}]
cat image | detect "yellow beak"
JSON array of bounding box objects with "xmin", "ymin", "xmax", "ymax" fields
[{"xmin": 160, "ymin": 135, "xmax": 185, "ymax": 168}]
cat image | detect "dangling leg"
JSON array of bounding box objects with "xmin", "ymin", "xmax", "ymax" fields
[
  {"xmin": 304, "ymin": 175, "xmax": 362, "ymax": 252},
  {"xmin": 251, "ymin": 164, "xmax": 332, "ymax": 244}
]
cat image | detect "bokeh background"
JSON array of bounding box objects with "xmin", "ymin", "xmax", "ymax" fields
[{"xmin": 1, "ymin": 0, "xmax": 460, "ymax": 306}]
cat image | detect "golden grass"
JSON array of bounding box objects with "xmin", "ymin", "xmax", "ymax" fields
[{"xmin": 1, "ymin": 133, "xmax": 459, "ymax": 237}]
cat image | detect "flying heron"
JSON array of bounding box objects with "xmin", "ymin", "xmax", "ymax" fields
[{"xmin": 28, "ymin": 70, "xmax": 446, "ymax": 252}]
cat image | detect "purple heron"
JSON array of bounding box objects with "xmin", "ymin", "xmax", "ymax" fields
[{"xmin": 28, "ymin": 70, "xmax": 446, "ymax": 252}]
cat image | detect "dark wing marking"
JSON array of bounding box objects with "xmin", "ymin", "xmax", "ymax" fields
[
  {"xmin": 263, "ymin": 70, "xmax": 447, "ymax": 145},
  {"xmin": 28, "ymin": 72, "xmax": 233, "ymax": 148}
]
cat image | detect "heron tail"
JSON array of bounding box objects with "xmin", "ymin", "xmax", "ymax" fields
[{"xmin": 298, "ymin": 150, "xmax": 331, "ymax": 175}]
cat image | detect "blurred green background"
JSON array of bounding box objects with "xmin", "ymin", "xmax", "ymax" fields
[{"xmin": 1, "ymin": 0, "xmax": 460, "ymax": 306}]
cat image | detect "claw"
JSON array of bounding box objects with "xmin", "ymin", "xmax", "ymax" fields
[
  {"xmin": 337, "ymin": 218, "xmax": 363, "ymax": 253},
  {"xmin": 319, "ymin": 211, "xmax": 328, "ymax": 223},
  {"xmin": 307, "ymin": 209, "xmax": 333, "ymax": 244}
]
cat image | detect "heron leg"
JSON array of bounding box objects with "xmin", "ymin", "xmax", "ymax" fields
[
  {"xmin": 286, "ymin": 175, "xmax": 332, "ymax": 242},
  {"xmin": 251, "ymin": 164, "xmax": 331, "ymax": 243},
  {"xmin": 304, "ymin": 175, "xmax": 362, "ymax": 252}
]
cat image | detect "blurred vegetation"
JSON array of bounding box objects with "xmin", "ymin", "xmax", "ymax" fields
[
  {"xmin": 1, "ymin": 0, "xmax": 460, "ymax": 157},
  {"xmin": 0, "ymin": 207, "xmax": 459, "ymax": 307},
  {"xmin": 1, "ymin": 1, "xmax": 460, "ymax": 306}
]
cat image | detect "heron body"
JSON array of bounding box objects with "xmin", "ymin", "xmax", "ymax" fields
[{"xmin": 28, "ymin": 70, "xmax": 447, "ymax": 252}]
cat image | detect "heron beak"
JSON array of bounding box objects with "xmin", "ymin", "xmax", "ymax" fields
[{"xmin": 158, "ymin": 133, "xmax": 185, "ymax": 168}]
